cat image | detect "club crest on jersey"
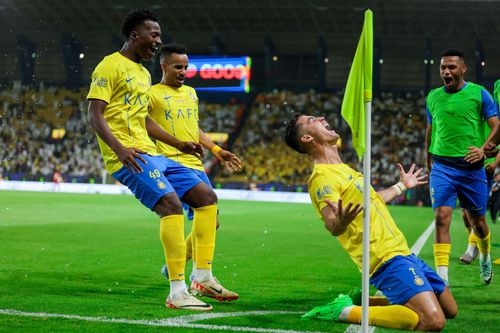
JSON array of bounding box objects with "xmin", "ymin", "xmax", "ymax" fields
[
  {"xmin": 414, "ymin": 277, "xmax": 424, "ymax": 286},
  {"xmin": 316, "ymin": 185, "xmax": 332, "ymax": 200},
  {"xmin": 157, "ymin": 180, "xmax": 166, "ymax": 190},
  {"xmin": 188, "ymin": 91, "xmax": 198, "ymax": 102}
]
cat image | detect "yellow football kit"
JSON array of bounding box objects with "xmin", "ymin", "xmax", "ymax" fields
[
  {"xmin": 308, "ymin": 163, "xmax": 411, "ymax": 275},
  {"xmin": 148, "ymin": 84, "xmax": 203, "ymax": 171},
  {"xmin": 87, "ymin": 52, "xmax": 158, "ymax": 174}
]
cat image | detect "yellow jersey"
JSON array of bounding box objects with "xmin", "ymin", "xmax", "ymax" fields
[
  {"xmin": 87, "ymin": 52, "xmax": 158, "ymax": 174},
  {"xmin": 148, "ymin": 83, "xmax": 203, "ymax": 171},
  {"xmin": 308, "ymin": 163, "xmax": 411, "ymax": 275}
]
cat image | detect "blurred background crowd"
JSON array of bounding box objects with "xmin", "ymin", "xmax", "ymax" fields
[{"xmin": 0, "ymin": 84, "xmax": 431, "ymax": 205}]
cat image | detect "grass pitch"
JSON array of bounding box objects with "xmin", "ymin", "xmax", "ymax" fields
[{"xmin": 0, "ymin": 191, "xmax": 499, "ymax": 332}]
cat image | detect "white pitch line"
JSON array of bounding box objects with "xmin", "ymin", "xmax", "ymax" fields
[
  {"xmin": 0, "ymin": 309, "xmax": 329, "ymax": 333},
  {"xmin": 410, "ymin": 220, "xmax": 435, "ymax": 256},
  {"xmin": 344, "ymin": 221, "xmax": 436, "ymax": 333}
]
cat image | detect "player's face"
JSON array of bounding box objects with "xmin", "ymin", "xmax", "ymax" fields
[
  {"xmin": 133, "ymin": 20, "xmax": 162, "ymax": 61},
  {"xmin": 440, "ymin": 56, "xmax": 466, "ymax": 91},
  {"xmin": 297, "ymin": 115, "xmax": 339, "ymax": 144},
  {"xmin": 162, "ymin": 53, "xmax": 189, "ymax": 88}
]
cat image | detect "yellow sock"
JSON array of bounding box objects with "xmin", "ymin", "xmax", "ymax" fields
[
  {"xmin": 434, "ymin": 243, "xmax": 451, "ymax": 267},
  {"xmin": 347, "ymin": 305, "xmax": 419, "ymax": 330},
  {"xmin": 468, "ymin": 230, "xmax": 477, "ymax": 247},
  {"xmin": 159, "ymin": 215, "xmax": 186, "ymax": 281},
  {"xmin": 185, "ymin": 232, "xmax": 193, "ymax": 261},
  {"xmin": 476, "ymin": 232, "xmax": 491, "ymax": 255},
  {"xmin": 193, "ymin": 205, "xmax": 217, "ymax": 269}
]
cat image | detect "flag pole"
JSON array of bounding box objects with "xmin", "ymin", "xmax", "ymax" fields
[
  {"xmin": 339, "ymin": 10, "xmax": 373, "ymax": 331},
  {"xmin": 361, "ymin": 100, "xmax": 372, "ymax": 333}
]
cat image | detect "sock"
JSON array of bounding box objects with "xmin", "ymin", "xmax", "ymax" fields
[
  {"xmin": 468, "ymin": 230, "xmax": 477, "ymax": 247},
  {"xmin": 185, "ymin": 232, "xmax": 193, "ymax": 261},
  {"xmin": 476, "ymin": 232, "xmax": 491, "ymax": 255},
  {"xmin": 169, "ymin": 280, "xmax": 187, "ymax": 298},
  {"xmin": 436, "ymin": 266, "xmax": 449, "ymax": 281},
  {"xmin": 193, "ymin": 205, "xmax": 217, "ymax": 270},
  {"xmin": 195, "ymin": 268, "xmax": 213, "ymax": 282},
  {"xmin": 159, "ymin": 215, "xmax": 186, "ymax": 282},
  {"xmin": 434, "ymin": 243, "xmax": 451, "ymax": 267},
  {"xmin": 345, "ymin": 305, "xmax": 419, "ymax": 330}
]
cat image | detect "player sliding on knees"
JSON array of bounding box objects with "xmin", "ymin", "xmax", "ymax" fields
[{"xmin": 285, "ymin": 114, "xmax": 457, "ymax": 331}]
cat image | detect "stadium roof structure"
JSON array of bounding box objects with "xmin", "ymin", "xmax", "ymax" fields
[{"xmin": 4, "ymin": 0, "xmax": 500, "ymax": 41}]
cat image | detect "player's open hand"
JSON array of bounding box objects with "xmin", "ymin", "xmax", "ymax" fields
[
  {"xmin": 178, "ymin": 142, "xmax": 205, "ymax": 159},
  {"xmin": 465, "ymin": 146, "xmax": 484, "ymax": 163},
  {"xmin": 117, "ymin": 147, "xmax": 147, "ymax": 173},
  {"xmin": 325, "ymin": 198, "xmax": 362, "ymax": 226},
  {"xmin": 218, "ymin": 150, "xmax": 243, "ymax": 173},
  {"xmin": 398, "ymin": 163, "xmax": 428, "ymax": 189}
]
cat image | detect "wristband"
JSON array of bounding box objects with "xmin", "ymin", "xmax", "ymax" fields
[
  {"xmin": 211, "ymin": 145, "xmax": 222, "ymax": 156},
  {"xmin": 392, "ymin": 181, "xmax": 407, "ymax": 196}
]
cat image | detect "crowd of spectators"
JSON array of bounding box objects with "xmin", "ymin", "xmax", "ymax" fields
[
  {"xmin": 1, "ymin": 84, "xmax": 431, "ymax": 204},
  {"xmin": 0, "ymin": 84, "xmax": 102, "ymax": 183},
  {"xmin": 0, "ymin": 84, "xmax": 240, "ymax": 183}
]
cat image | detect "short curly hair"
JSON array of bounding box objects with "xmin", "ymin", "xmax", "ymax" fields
[{"xmin": 121, "ymin": 9, "xmax": 159, "ymax": 38}]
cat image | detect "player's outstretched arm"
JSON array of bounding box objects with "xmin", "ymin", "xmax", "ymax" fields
[
  {"xmin": 199, "ymin": 128, "xmax": 243, "ymax": 172},
  {"xmin": 145, "ymin": 117, "xmax": 204, "ymax": 158},
  {"xmin": 321, "ymin": 199, "xmax": 362, "ymax": 236},
  {"xmin": 378, "ymin": 163, "xmax": 428, "ymax": 203},
  {"xmin": 88, "ymin": 99, "xmax": 146, "ymax": 173}
]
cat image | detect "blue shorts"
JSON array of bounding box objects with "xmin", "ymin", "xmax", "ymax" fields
[
  {"xmin": 430, "ymin": 161, "xmax": 487, "ymax": 216},
  {"xmin": 181, "ymin": 168, "xmax": 213, "ymax": 220},
  {"xmin": 370, "ymin": 254, "xmax": 447, "ymax": 305},
  {"xmin": 112, "ymin": 154, "xmax": 202, "ymax": 211}
]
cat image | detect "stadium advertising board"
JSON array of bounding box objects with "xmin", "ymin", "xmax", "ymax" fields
[{"xmin": 186, "ymin": 56, "xmax": 251, "ymax": 93}]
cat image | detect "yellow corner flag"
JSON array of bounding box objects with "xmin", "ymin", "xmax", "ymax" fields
[{"xmin": 340, "ymin": 9, "xmax": 373, "ymax": 160}]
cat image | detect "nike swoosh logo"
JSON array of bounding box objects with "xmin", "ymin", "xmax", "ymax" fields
[
  {"xmin": 179, "ymin": 304, "xmax": 211, "ymax": 308},
  {"xmin": 210, "ymin": 286, "xmax": 223, "ymax": 294},
  {"xmin": 126, "ymin": 77, "xmax": 134, "ymax": 83},
  {"xmin": 164, "ymin": 96, "xmax": 173, "ymax": 101}
]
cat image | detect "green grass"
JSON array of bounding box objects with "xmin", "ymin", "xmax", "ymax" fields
[{"xmin": 0, "ymin": 191, "xmax": 499, "ymax": 332}]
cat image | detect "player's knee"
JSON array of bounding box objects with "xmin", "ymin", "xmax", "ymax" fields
[
  {"xmin": 205, "ymin": 189, "xmax": 218, "ymax": 205},
  {"xmin": 419, "ymin": 311, "xmax": 446, "ymax": 332},
  {"xmin": 445, "ymin": 306, "xmax": 457, "ymax": 319},
  {"xmin": 155, "ymin": 193, "xmax": 183, "ymax": 216},
  {"xmin": 434, "ymin": 211, "xmax": 451, "ymax": 227}
]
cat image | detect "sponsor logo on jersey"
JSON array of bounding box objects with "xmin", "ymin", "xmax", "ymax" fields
[{"xmin": 316, "ymin": 185, "xmax": 332, "ymax": 200}]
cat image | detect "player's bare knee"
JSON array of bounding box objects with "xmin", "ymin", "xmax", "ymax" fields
[
  {"xmin": 155, "ymin": 193, "xmax": 183, "ymax": 216},
  {"xmin": 418, "ymin": 315, "xmax": 445, "ymax": 332},
  {"xmin": 427, "ymin": 317, "xmax": 446, "ymax": 332},
  {"xmin": 434, "ymin": 211, "xmax": 451, "ymax": 228},
  {"xmin": 427, "ymin": 309, "xmax": 446, "ymax": 331},
  {"xmin": 445, "ymin": 306, "xmax": 457, "ymax": 319}
]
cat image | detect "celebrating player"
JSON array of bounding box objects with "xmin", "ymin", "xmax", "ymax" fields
[
  {"xmin": 87, "ymin": 9, "xmax": 213, "ymax": 311},
  {"xmin": 425, "ymin": 49, "xmax": 498, "ymax": 285},
  {"xmin": 148, "ymin": 43, "xmax": 241, "ymax": 303},
  {"xmin": 285, "ymin": 114, "xmax": 457, "ymax": 331}
]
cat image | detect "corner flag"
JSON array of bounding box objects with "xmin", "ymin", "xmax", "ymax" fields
[{"xmin": 340, "ymin": 9, "xmax": 373, "ymax": 160}]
